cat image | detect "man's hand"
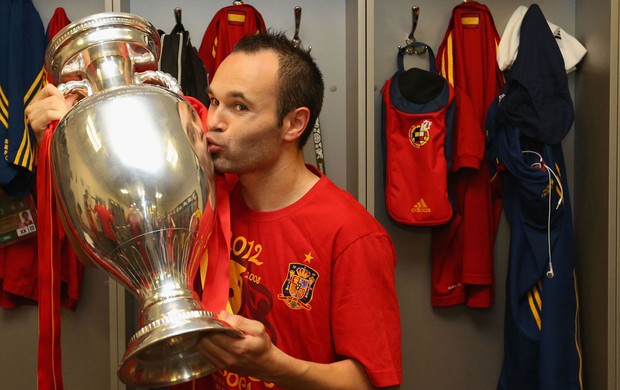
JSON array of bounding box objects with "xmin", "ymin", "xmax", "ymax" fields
[
  {"xmin": 25, "ymin": 84, "xmax": 77, "ymax": 144},
  {"xmin": 197, "ymin": 312, "xmax": 385, "ymax": 390},
  {"xmin": 198, "ymin": 311, "xmax": 282, "ymax": 379}
]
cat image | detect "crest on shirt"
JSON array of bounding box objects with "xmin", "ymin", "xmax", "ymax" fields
[
  {"xmin": 277, "ymin": 263, "xmax": 319, "ymax": 310},
  {"xmin": 409, "ymin": 119, "xmax": 431, "ymax": 148}
]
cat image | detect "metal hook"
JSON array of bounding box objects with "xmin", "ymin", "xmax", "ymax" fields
[
  {"xmin": 292, "ymin": 6, "xmax": 302, "ymax": 48},
  {"xmin": 397, "ymin": 6, "xmax": 427, "ymax": 55},
  {"xmin": 174, "ymin": 7, "xmax": 182, "ymax": 25},
  {"xmin": 291, "ymin": 6, "xmax": 312, "ymax": 53},
  {"xmin": 408, "ymin": 6, "xmax": 420, "ymax": 41}
]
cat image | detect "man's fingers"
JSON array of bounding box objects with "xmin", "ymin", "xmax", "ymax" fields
[
  {"xmin": 219, "ymin": 311, "xmax": 263, "ymax": 336},
  {"xmin": 64, "ymin": 93, "xmax": 78, "ymax": 109},
  {"xmin": 25, "ymin": 83, "xmax": 78, "ymax": 142},
  {"xmin": 197, "ymin": 332, "xmax": 234, "ymax": 369},
  {"xmin": 30, "ymin": 83, "xmax": 63, "ymax": 104}
]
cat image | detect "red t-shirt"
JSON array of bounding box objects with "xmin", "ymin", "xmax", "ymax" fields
[{"xmin": 207, "ymin": 167, "xmax": 402, "ymax": 389}]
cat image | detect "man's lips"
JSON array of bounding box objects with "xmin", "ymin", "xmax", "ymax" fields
[{"xmin": 207, "ymin": 138, "xmax": 221, "ymax": 154}]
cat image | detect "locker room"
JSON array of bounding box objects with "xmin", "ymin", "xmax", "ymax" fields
[{"xmin": 0, "ymin": 0, "xmax": 613, "ymax": 389}]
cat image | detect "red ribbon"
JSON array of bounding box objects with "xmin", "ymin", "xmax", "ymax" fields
[{"xmin": 37, "ymin": 121, "xmax": 64, "ymax": 390}]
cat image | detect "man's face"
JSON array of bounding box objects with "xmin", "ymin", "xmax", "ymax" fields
[{"xmin": 206, "ymin": 50, "xmax": 284, "ymax": 174}]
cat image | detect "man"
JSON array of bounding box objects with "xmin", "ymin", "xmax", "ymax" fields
[
  {"xmin": 20, "ymin": 210, "xmax": 34, "ymax": 227},
  {"xmin": 26, "ymin": 31, "xmax": 402, "ymax": 390}
]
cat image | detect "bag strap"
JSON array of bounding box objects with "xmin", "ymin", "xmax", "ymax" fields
[{"xmin": 397, "ymin": 41, "xmax": 436, "ymax": 73}]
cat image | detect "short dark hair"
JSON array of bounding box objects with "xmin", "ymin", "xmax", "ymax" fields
[{"xmin": 232, "ymin": 30, "xmax": 324, "ymax": 148}]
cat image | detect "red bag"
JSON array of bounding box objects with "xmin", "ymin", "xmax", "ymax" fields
[{"xmin": 382, "ymin": 43, "xmax": 453, "ymax": 226}]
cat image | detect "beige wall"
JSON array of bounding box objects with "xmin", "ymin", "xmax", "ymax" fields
[
  {"xmin": 574, "ymin": 0, "xmax": 616, "ymax": 388},
  {"xmin": 0, "ymin": 269, "xmax": 111, "ymax": 389}
]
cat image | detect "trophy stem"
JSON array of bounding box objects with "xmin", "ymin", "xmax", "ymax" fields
[
  {"xmin": 137, "ymin": 286, "xmax": 205, "ymax": 337},
  {"xmin": 81, "ymin": 42, "xmax": 134, "ymax": 93},
  {"xmin": 85, "ymin": 55, "xmax": 133, "ymax": 92},
  {"xmin": 118, "ymin": 287, "xmax": 243, "ymax": 387}
]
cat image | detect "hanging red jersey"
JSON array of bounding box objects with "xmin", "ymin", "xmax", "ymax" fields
[
  {"xmin": 432, "ymin": 0, "xmax": 504, "ymax": 308},
  {"xmin": 198, "ymin": 3, "xmax": 266, "ymax": 82}
]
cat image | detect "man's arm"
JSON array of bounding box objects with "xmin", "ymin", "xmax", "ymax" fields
[{"xmin": 198, "ymin": 311, "xmax": 399, "ymax": 390}]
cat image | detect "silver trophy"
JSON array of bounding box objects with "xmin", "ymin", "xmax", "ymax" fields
[{"xmin": 45, "ymin": 12, "xmax": 241, "ymax": 387}]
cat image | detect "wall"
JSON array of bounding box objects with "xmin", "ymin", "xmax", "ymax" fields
[{"xmin": 574, "ymin": 0, "xmax": 616, "ymax": 388}]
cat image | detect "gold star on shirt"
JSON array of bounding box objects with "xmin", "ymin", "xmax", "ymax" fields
[{"xmin": 304, "ymin": 252, "xmax": 314, "ymax": 263}]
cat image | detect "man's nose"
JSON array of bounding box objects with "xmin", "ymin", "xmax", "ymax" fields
[{"xmin": 206, "ymin": 105, "xmax": 225, "ymax": 132}]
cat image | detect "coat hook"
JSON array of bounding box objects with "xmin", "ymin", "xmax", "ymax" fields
[
  {"xmin": 397, "ymin": 6, "xmax": 427, "ymax": 55},
  {"xmin": 291, "ymin": 6, "xmax": 311, "ymax": 53},
  {"xmin": 292, "ymin": 6, "xmax": 302, "ymax": 48},
  {"xmin": 174, "ymin": 7, "xmax": 182, "ymax": 24}
]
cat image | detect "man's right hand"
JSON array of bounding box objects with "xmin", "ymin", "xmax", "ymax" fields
[{"xmin": 25, "ymin": 84, "xmax": 77, "ymax": 144}]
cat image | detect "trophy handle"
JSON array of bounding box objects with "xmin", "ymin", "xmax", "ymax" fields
[
  {"xmin": 134, "ymin": 70, "xmax": 182, "ymax": 94},
  {"xmin": 57, "ymin": 79, "xmax": 93, "ymax": 98}
]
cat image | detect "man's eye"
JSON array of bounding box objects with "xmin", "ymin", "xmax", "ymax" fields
[
  {"xmin": 234, "ymin": 104, "xmax": 247, "ymax": 112},
  {"xmin": 209, "ymin": 98, "xmax": 219, "ymax": 106}
]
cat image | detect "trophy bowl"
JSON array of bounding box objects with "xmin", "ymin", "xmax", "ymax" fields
[{"xmin": 45, "ymin": 12, "xmax": 241, "ymax": 387}]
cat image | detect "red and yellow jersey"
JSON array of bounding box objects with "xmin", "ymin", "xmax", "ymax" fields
[
  {"xmin": 431, "ymin": 0, "xmax": 504, "ymax": 309},
  {"xmin": 198, "ymin": 4, "xmax": 266, "ymax": 82}
]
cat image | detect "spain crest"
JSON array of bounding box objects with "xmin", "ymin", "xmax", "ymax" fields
[
  {"xmin": 277, "ymin": 263, "xmax": 319, "ymax": 310},
  {"xmin": 409, "ymin": 119, "xmax": 432, "ymax": 148}
]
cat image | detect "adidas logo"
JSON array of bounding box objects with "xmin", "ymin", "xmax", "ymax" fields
[{"xmin": 411, "ymin": 198, "xmax": 431, "ymax": 213}]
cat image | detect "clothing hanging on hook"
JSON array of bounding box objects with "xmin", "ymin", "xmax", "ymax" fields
[
  {"xmin": 432, "ymin": 0, "xmax": 502, "ymax": 310},
  {"xmin": 158, "ymin": 7, "xmax": 210, "ymax": 106},
  {"xmin": 382, "ymin": 41, "xmax": 481, "ymax": 230},
  {"xmin": 198, "ymin": 2, "xmax": 266, "ymax": 82},
  {"xmin": 497, "ymin": 5, "xmax": 586, "ymax": 73}
]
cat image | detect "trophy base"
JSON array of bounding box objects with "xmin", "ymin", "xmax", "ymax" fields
[{"xmin": 118, "ymin": 310, "xmax": 243, "ymax": 387}]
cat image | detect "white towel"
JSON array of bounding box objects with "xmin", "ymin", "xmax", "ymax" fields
[{"xmin": 497, "ymin": 5, "xmax": 587, "ymax": 73}]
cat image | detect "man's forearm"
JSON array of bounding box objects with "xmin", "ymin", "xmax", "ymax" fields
[{"xmin": 262, "ymin": 346, "xmax": 395, "ymax": 390}]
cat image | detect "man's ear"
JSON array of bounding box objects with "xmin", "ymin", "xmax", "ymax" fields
[{"xmin": 283, "ymin": 107, "xmax": 310, "ymax": 142}]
